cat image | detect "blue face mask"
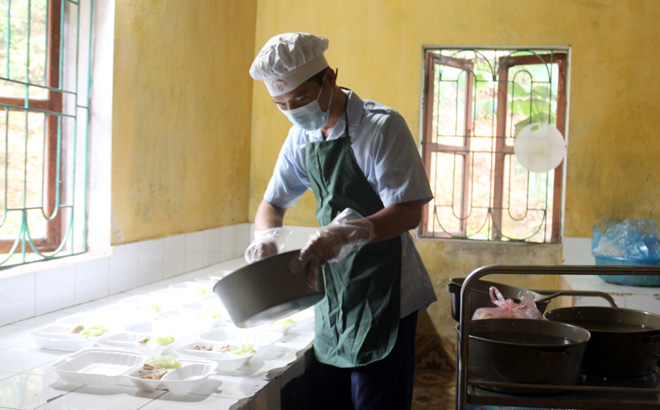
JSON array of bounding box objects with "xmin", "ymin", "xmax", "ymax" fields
[{"xmin": 279, "ymin": 79, "xmax": 333, "ymax": 131}]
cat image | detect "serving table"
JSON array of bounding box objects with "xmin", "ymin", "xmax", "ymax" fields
[{"xmin": 0, "ymin": 257, "xmax": 314, "ymax": 410}]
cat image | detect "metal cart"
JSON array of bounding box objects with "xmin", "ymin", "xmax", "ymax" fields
[{"xmin": 457, "ymin": 264, "xmax": 660, "ymax": 410}]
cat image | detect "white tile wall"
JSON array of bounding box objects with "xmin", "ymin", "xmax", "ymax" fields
[
  {"xmin": 0, "ymin": 272, "xmax": 36, "ymax": 325},
  {"xmin": 36, "ymin": 265, "xmax": 75, "ymax": 315},
  {"xmin": 283, "ymin": 226, "xmax": 318, "ymax": 251},
  {"xmin": 203, "ymin": 228, "xmax": 223, "ymax": 267},
  {"xmin": 185, "ymin": 231, "xmax": 206, "ymax": 273},
  {"xmin": 562, "ymin": 237, "xmax": 594, "ymax": 265},
  {"xmin": 137, "ymin": 238, "xmax": 164, "ymax": 286},
  {"xmin": 109, "ymin": 243, "xmax": 139, "ymax": 294},
  {"xmin": 0, "ymin": 223, "xmax": 251, "ymax": 327},
  {"xmin": 561, "ymin": 237, "xmax": 660, "ymax": 313},
  {"xmin": 162, "ymin": 234, "xmax": 186, "ymax": 279},
  {"xmin": 8, "ymin": 231, "xmax": 656, "ymax": 328},
  {"xmin": 564, "ymin": 271, "xmax": 660, "ymax": 314},
  {"xmin": 75, "ymin": 257, "xmax": 110, "ymax": 304},
  {"xmin": 233, "ymin": 225, "xmax": 250, "ymax": 255}
]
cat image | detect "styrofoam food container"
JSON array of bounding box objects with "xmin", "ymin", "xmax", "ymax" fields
[
  {"xmin": 181, "ymin": 301, "xmax": 230, "ymax": 328},
  {"xmin": 151, "ymin": 310, "xmax": 213, "ymax": 334},
  {"xmin": 50, "ymin": 348, "xmax": 143, "ymax": 385},
  {"xmin": 56, "ymin": 306, "xmax": 150, "ymax": 328},
  {"xmin": 124, "ymin": 319, "xmax": 194, "ymax": 339},
  {"xmin": 168, "ymin": 281, "xmax": 214, "ymax": 300},
  {"xmin": 200, "ymin": 328, "xmax": 282, "ymax": 347},
  {"xmin": 127, "ymin": 359, "xmax": 218, "ymax": 394},
  {"xmin": 175, "ymin": 341, "xmax": 255, "ymax": 372},
  {"xmin": 118, "ymin": 294, "xmax": 176, "ymax": 314},
  {"xmin": 96, "ymin": 332, "xmax": 177, "ymax": 356},
  {"xmin": 149, "ymin": 288, "xmax": 188, "ymax": 306},
  {"xmin": 256, "ymin": 307, "xmax": 315, "ymax": 334},
  {"xmin": 195, "ymin": 270, "xmax": 231, "ymax": 284},
  {"xmin": 31, "ymin": 324, "xmax": 110, "ymax": 351}
]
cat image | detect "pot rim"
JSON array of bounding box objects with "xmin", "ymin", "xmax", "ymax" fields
[
  {"xmin": 457, "ymin": 319, "xmax": 591, "ymax": 348},
  {"xmin": 544, "ymin": 306, "xmax": 660, "ymax": 334}
]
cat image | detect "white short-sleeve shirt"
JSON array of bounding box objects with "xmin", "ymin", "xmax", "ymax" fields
[{"xmin": 265, "ymin": 89, "xmax": 437, "ymax": 316}]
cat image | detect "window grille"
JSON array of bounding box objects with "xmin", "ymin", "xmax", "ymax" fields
[
  {"xmin": 0, "ymin": 0, "xmax": 93, "ymax": 267},
  {"xmin": 421, "ymin": 48, "xmax": 568, "ymax": 243}
]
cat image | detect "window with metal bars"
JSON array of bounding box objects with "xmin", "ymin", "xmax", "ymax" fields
[
  {"xmin": 420, "ymin": 48, "xmax": 568, "ymax": 243},
  {"xmin": 0, "ymin": 0, "xmax": 92, "ymax": 267}
]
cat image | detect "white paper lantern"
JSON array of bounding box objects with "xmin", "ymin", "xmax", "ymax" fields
[{"xmin": 514, "ymin": 123, "xmax": 565, "ymax": 173}]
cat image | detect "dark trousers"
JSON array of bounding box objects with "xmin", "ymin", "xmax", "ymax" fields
[{"xmin": 309, "ymin": 312, "xmax": 418, "ymax": 410}]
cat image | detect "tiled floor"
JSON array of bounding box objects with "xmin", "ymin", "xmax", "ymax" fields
[
  {"xmin": 412, "ymin": 332, "xmax": 458, "ymax": 409},
  {"xmin": 412, "ymin": 368, "xmax": 456, "ymax": 410}
]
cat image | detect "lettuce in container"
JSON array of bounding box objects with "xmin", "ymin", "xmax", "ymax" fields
[
  {"xmin": 148, "ymin": 335, "xmax": 176, "ymax": 347},
  {"xmin": 146, "ymin": 355, "xmax": 181, "ymax": 369},
  {"xmin": 228, "ymin": 344, "xmax": 256, "ymax": 356},
  {"xmin": 79, "ymin": 325, "xmax": 108, "ymax": 338}
]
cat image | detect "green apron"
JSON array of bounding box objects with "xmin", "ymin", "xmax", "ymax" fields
[{"xmin": 305, "ymin": 119, "xmax": 402, "ymax": 368}]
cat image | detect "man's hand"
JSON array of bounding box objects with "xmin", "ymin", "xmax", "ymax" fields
[
  {"xmin": 290, "ymin": 209, "xmax": 375, "ymax": 283},
  {"xmin": 244, "ymin": 228, "xmax": 289, "ymax": 263}
]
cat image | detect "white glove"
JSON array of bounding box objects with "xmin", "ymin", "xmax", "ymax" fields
[
  {"xmin": 290, "ymin": 208, "xmax": 375, "ymax": 282},
  {"xmin": 244, "ymin": 227, "xmax": 291, "ymax": 264}
]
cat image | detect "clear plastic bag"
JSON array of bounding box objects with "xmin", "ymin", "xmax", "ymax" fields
[{"xmin": 472, "ymin": 286, "xmax": 542, "ymax": 320}]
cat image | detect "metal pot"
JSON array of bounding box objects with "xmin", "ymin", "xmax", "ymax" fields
[
  {"xmin": 462, "ymin": 318, "xmax": 590, "ymax": 394},
  {"xmin": 544, "ymin": 306, "xmax": 660, "ymax": 378},
  {"xmin": 447, "ymin": 277, "xmax": 617, "ymax": 321},
  {"xmin": 213, "ymin": 250, "xmax": 324, "ymax": 328}
]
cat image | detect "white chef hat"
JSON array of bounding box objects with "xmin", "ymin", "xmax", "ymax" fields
[{"xmin": 249, "ymin": 33, "xmax": 329, "ymax": 96}]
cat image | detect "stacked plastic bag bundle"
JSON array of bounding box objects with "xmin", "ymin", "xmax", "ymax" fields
[{"xmin": 592, "ymin": 217, "xmax": 660, "ymax": 260}]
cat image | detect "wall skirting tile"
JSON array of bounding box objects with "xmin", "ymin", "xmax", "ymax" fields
[{"xmin": 0, "ymin": 223, "xmax": 250, "ymax": 327}]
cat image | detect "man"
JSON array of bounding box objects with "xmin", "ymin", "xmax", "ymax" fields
[{"xmin": 246, "ymin": 32, "xmax": 436, "ymax": 410}]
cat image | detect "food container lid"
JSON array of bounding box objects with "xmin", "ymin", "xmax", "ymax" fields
[
  {"xmin": 31, "ymin": 324, "xmax": 111, "ymax": 351},
  {"xmin": 50, "ymin": 348, "xmax": 144, "ymax": 386}
]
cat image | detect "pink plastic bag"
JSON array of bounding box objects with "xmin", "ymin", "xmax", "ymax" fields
[{"xmin": 472, "ymin": 286, "xmax": 542, "ymax": 320}]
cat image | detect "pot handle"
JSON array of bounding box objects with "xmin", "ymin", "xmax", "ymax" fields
[{"xmin": 533, "ymin": 290, "xmax": 618, "ymax": 307}]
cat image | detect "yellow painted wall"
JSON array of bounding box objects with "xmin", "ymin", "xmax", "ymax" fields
[
  {"xmin": 111, "ymin": 0, "xmax": 257, "ymax": 243},
  {"xmin": 249, "ymin": 0, "xmax": 660, "ymax": 337}
]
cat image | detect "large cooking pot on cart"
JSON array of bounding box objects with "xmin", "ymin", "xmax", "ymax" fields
[
  {"xmin": 461, "ymin": 318, "xmax": 591, "ymax": 394},
  {"xmin": 213, "ymin": 250, "xmax": 324, "ymax": 328},
  {"xmin": 544, "ymin": 306, "xmax": 660, "ymax": 378},
  {"xmin": 454, "ymin": 265, "xmax": 660, "ymax": 410},
  {"xmin": 448, "ymin": 277, "xmax": 617, "ymax": 321}
]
